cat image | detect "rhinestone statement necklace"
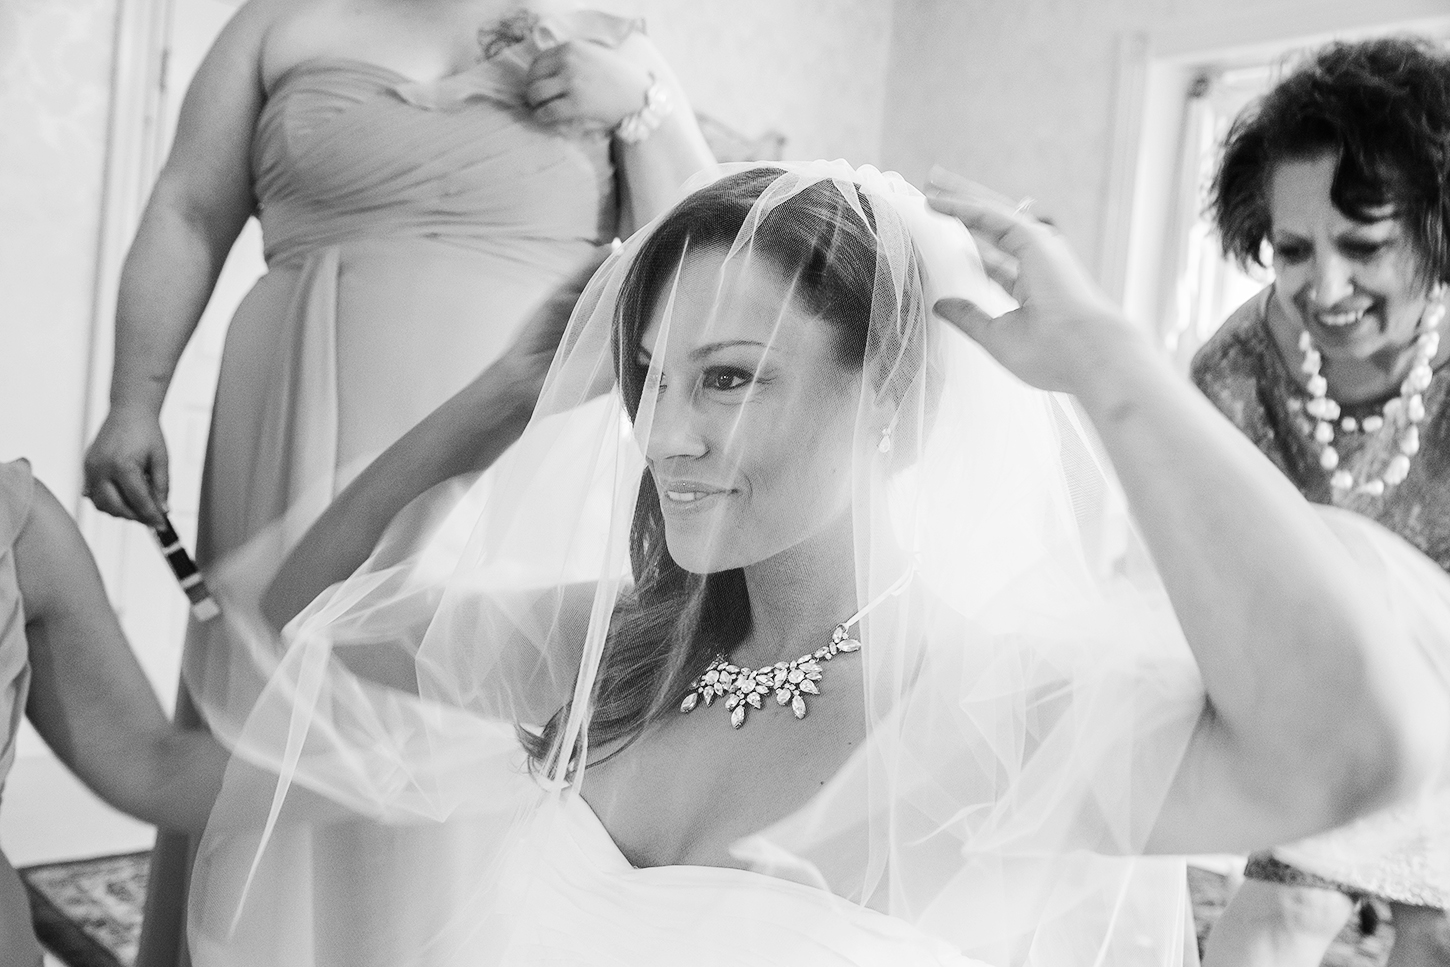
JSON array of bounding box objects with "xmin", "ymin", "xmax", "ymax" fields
[
  {"xmin": 1295, "ymin": 299, "xmax": 1442, "ymax": 497},
  {"xmin": 679, "ymin": 570, "xmax": 914, "ymax": 729}
]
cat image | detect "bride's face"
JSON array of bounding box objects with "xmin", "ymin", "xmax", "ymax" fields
[{"xmin": 637, "ymin": 246, "xmax": 864, "ymax": 574}]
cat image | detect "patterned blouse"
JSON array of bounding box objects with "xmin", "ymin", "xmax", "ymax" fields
[{"xmin": 1192, "ymin": 287, "xmax": 1450, "ymax": 574}]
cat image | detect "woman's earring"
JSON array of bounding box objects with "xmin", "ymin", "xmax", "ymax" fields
[{"xmin": 878, "ymin": 426, "xmax": 893, "ymax": 454}]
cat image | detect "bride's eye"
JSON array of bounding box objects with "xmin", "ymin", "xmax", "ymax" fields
[{"xmin": 703, "ymin": 367, "xmax": 753, "ymax": 392}]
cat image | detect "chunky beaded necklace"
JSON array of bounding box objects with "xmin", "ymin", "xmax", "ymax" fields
[
  {"xmin": 679, "ymin": 570, "xmax": 914, "ymax": 729},
  {"xmin": 1296, "ymin": 299, "xmax": 1443, "ymax": 497}
]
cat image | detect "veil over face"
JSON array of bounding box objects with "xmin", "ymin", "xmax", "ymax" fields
[
  {"xmin": 632, "ymin": 246, "xmax": 862, "ymax": 575},
  {"xmin": 185, "ymin": 162, "xmax": 1212, "ymax": 967}
]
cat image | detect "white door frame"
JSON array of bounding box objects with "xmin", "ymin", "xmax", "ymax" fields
[{"xmin": 80, "ymin": 0, "xmax": 175, "ymax": 570}]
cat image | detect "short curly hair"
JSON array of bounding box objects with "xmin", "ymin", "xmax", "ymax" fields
[{"xmin": 1210, "ymin": 37, "xmax": 1450, "ymax": 286}]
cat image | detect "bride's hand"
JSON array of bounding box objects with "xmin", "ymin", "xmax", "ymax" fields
[
  {"xmin": 497, "ymin": 245, "xmax": 613, "ymax": 397},
  {"xmin": 925, "ymin": 166, "xmax": 1143, "ymax": 395}
]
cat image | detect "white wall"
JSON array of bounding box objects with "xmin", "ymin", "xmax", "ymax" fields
[
  {"xmin": 597, "ymin": 0, "xmax": 897, "ymax": 164},
  {"xmin": 0, "ymin": 0, "xmax": 118, "ymax": 507}
]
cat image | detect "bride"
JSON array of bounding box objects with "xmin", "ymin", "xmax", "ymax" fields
[{"xmin": 185, "ymin": 162, "xmax": 1450, "ymax": 966}]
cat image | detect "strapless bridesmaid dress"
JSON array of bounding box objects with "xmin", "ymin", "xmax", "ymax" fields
[{"xmin": 140, "ymin": 13, "xmax": 638, "ymax": 966}]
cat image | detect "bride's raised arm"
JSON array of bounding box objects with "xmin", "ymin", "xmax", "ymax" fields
[
  {"xmin": 261, "ymin": 249, "xmax": 611, "ymax": 629},
  {"xmin": 926, "ymin": 168, "xmax": 1450, "ymax": 856}
]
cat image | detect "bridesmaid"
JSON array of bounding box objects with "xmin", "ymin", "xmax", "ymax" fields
[
  {"xmin": 80, "ymin": 2, "xmax": 714, "ymax": 964},
  {"xmin": 1193, "ymin": 37, "xmax": 1450, "ymax": 967}
]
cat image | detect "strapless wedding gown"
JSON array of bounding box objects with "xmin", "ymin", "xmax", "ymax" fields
[
  {"xmin": 190, "ymin": 775, "xmax": 986, "ymax": 967},
  {"xmin": 494, "ymin": 795, "xmax": 986, "ymax": 966}
]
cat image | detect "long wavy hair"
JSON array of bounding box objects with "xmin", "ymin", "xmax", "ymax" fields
[{"xmin": 521, "ymin": 168, "xmax": 922, "ymax": 772}]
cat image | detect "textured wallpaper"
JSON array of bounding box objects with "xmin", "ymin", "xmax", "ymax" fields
[
  {"xmin": 0, "ymin": 0, "xmax": 118, "ymax": 505},
  {"xmin": 596, "ymin": 0, "xmax": 897, "ymax": 166}
]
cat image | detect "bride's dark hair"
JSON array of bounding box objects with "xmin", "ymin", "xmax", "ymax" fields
[{"xmin": 523, "ymin": 168, "xmax": 911, "ymax": 771}]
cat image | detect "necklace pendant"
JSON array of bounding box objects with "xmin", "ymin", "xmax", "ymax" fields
[
  {"xmin": 1297, "ymin": 324, "xmax": 1437, "ymax": 499},
  {"xmin": 681, "ymin": 645, "xmax": 834, "ymax": 728},
  {"xmin": 676, "ymin": 573, "xmax": 913, "ymax": 730}
]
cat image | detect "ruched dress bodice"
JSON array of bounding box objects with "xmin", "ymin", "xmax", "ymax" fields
[{"xmin": 252, "ymin": 55, "xmax": 616, "ymax": 269}]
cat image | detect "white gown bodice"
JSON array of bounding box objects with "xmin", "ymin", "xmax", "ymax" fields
[{"xmin": 490, "ymin": 793, "xmax": 986, "ymax": 966}]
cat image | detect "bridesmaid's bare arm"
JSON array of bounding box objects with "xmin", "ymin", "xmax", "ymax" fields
[
  {"xmin": 83, "ymin": 0, "xmax": 280, "ymax": 526},
  {"xmin": 16, "ymin": 482, "xmax": 227, "ymax": 834},
  {"xmin": 608, "ymin": 34, "xmax": 715, "ymax": 236}
]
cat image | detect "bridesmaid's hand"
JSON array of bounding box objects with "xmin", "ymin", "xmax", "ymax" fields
[
  {"xmin": 925, "ymin": 166, "xmax": 1143, "ymax": 395},
  {"xmin": 524, "ymin": 39, "xmax": 651, "ymax": 132},
  {"xmin": 83, "ymin": 405, "xmax": 170, "ymax": 527}
]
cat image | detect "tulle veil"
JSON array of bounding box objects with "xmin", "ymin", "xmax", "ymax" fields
[{"xmin": 182, "ymin": 160, "xmax": 1221, "ymax": 966}]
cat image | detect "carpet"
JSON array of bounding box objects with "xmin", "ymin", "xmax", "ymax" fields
[
  {"xmin": 21, "ymin": 851, "xmax": 148, "ymax": 967},
  {"xmin": 1188, "ymin": 865, "xmax": 1392, "ymax": 966}
]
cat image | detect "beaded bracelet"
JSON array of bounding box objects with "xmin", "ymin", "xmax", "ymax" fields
[{"xmin": 615, "ymin": 75, "xmax": 672, "ymax": 144}]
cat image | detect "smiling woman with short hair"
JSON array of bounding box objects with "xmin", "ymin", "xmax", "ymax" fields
[{"xmin": 1192, "ymin": 35, "xmax": 1450, "ymax": 967}]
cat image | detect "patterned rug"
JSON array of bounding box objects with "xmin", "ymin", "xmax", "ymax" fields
[
  {"xmin": 21, "ymin": 852, "xmax": 147, "ymax": 967},
  {"xmin": 1188, "ymin": 865, "xmax": 1392, "ymax": 966},
  {"xmin": 15, "ymin": 852, "xmax": 1394, "ymax": 967}
]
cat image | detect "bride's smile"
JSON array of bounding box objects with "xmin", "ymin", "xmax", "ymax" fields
[{"xmin": 636, "ymin": 246, "xmax": 863, "ymax": 576}]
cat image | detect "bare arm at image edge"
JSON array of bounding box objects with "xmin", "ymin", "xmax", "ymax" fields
[
  {"xmin": 16, "ymin": 481, "xmax": 226, "ymax": 834},
  {"xmin": 83, "ymin": 0, "xmax": 278, "ymax": 526}
]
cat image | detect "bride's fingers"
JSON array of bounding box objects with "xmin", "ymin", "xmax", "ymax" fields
[
  {"xmin": 928, "ymin": 168, "xmax": 1064, "ymax": 233},
  {"xmin": 977, "ymin": 245, "xmax": 1019, "ymax": 293},
  {"xmin": 934, "ymin": 300, "xmax": 1029, "ymax": 370},
  {"xmin": 933, "ymin": 296, "xmax": 999, "ymax": 337},
  {"xmin": 926, "ymin": 165, "xmax": 1015, "ymax": 208},
  {"xmin": 925, "ymin": 188, "xmax": 1042, "ymax": 259},
  {"xmin": 927, "ymin": 191, "xmax": 1024, "ymax": 290}
]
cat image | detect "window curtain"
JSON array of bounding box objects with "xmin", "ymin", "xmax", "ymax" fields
[{"xmin": 1158, "ymin": 66, "xmax": 1277, "ymax": 372}]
